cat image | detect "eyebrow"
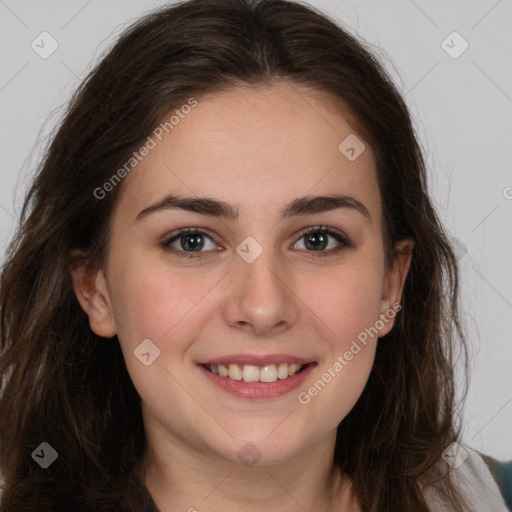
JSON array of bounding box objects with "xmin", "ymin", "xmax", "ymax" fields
[{"xmin": 135, "ymin": 193, "xmax": 371, "ymax": 222}]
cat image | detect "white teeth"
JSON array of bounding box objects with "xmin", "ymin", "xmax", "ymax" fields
[
  {"xmin": 277, "ymin": 363, "xmax": 289, "ymax": 379},
  {"xmin": 288, "ymin": 363, "xmax": 300, "ymax": 376},
  {"xmin": 242, "ymin": 365, "xmax": 260, "ymax": 383},
  {"xmin": 260, "ymin": 364, "xmax": 278, "ymax": 382},
  {"xmin": 228, "ymin": 363, "xmax": 243, "ymax": 381},
  {"xmin": 207, "ymin": 362, "xmax": 305, "ymax": 382}
]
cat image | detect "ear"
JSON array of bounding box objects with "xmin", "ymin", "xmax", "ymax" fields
[
  {"xmin": 377, "ymin": 238, "xmax": 414, "ymax": 337},
  {"xmin": 70, "ymin": 251, "xmax": 117, "ymax": 338}
]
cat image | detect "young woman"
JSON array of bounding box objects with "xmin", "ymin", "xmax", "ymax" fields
[{"xmin": 0, "ymin": 0, "xmax": 510, "ymax": 510}]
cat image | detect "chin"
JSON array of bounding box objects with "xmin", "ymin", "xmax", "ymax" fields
[{"xmin": 209, "ymin": 427, "xmax": 312, "ymax": 468}]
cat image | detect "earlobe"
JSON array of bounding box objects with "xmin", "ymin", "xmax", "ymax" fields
[
  {"xmin": 70, "ymin": 254, "xmax": 117, "ymax": 338},
  {"xmin": 377, "ymin": 239, "xmax": 414, "ymax": 336}
]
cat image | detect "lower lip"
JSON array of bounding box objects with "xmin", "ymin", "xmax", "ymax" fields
[{"xmin": 197, "ymin": 363, "xmax": 317, "ymax": 400}]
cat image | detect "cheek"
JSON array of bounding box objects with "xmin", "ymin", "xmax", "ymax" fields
[
  {"xmin": 306, "ymin": 262, "xmax": 384, "ymax": 345},
  {"xmin": 109, "ymin": 262, "xmax": 209, "ymax": 417},
  {"xmin": 109, "ymin": 255, "xmax": 213, "ymax": 343},
  {"xmin": 297, "ymin": 296, "xmax": 379, "ymax": 432},
  {"xmin": 316, "ymin": 345, "xmax": 376, "ymax": 429},
  {"xmin": 295, "ymin": 263, "xmax": 383, "ymax": 418}
]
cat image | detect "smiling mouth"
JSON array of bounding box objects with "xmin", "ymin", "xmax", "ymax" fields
[{"xmin": 201, "ymin": 362, "xmax": 310, "ymax": 383}]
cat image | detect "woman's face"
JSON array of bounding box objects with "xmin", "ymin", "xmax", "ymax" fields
[{"xmin": 74, "ymin": 82, "xmax": 411, "ymax": 466}]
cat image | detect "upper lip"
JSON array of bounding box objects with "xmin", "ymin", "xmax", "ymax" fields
[{"xmin": 197, "ymin": 353, "xmax": 316, "ymax": 366}]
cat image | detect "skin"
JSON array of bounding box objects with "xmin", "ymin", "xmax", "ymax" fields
[{"xmin": 72, "ymin": 81, "xmax": 413, "ymax": 512}]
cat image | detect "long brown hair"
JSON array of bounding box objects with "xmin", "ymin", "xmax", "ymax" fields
[{"xmin": 0, "ymin": 0, "xmax": 470, "ymax": 510}]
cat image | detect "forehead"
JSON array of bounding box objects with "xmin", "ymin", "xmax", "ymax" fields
[{"xmin": 114, "ymin": 81, "xmax": 380, "ymax": 223}]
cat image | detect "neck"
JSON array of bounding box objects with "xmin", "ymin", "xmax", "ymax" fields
[{"xmin": 134, "ymin": 415, "xmax": 356, "ymax": 511}]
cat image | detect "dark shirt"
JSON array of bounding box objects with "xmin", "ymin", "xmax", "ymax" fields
[{"xmin": 482, "ymin": 455, "xmax": 512, "ymax": 511}]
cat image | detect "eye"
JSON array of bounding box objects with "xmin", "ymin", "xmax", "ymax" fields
[
  {"xmin": 292, "ymin": 225, "xmax": 354, "ymax": 256},
  {"xmin": 160, "ymin": 228, "xmax": 220, "ymax": 259},
  {"xmin": 160, "ymin": 225, "xmax": 354, "ymax": 260}
]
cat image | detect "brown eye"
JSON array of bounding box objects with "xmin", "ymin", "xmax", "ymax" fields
[
  {"xmin": 293, "ymin": 226, "xmax": 354, "ymax": 256},
  {"xmin": 160, "ymin": 228, "xmax": 221, "ymax": 259}
]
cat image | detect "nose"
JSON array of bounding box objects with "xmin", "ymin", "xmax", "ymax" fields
[{"xmin": 222, "ymin": 243, "xmax": 300, "ymax": 337}]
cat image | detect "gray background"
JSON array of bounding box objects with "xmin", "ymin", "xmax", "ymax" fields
[{"xmin": 0, "ymin": 0, "xmax": 511, "ymax": 460}]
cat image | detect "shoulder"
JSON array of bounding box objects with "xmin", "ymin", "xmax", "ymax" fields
[
  {"xmin": 423, "ymin": 444, "xmax": 510, "ymax": 511},
  {"xmin": 448, "ymin": 445, "xmax": 510, "ymax": 511}
]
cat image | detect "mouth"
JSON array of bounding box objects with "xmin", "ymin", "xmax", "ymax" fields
[
  {"xmin": 196, "ymin": 357, "xmax": 317, "ymax": 400},
  {"xmin": 202, "ymin": 362, "xmax": 308, "ymax": 382}
]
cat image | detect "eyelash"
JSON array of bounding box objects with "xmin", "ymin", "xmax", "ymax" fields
[{"xmin": 159, "ymin": 225, "xmax": 354, "ymax": 260}]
